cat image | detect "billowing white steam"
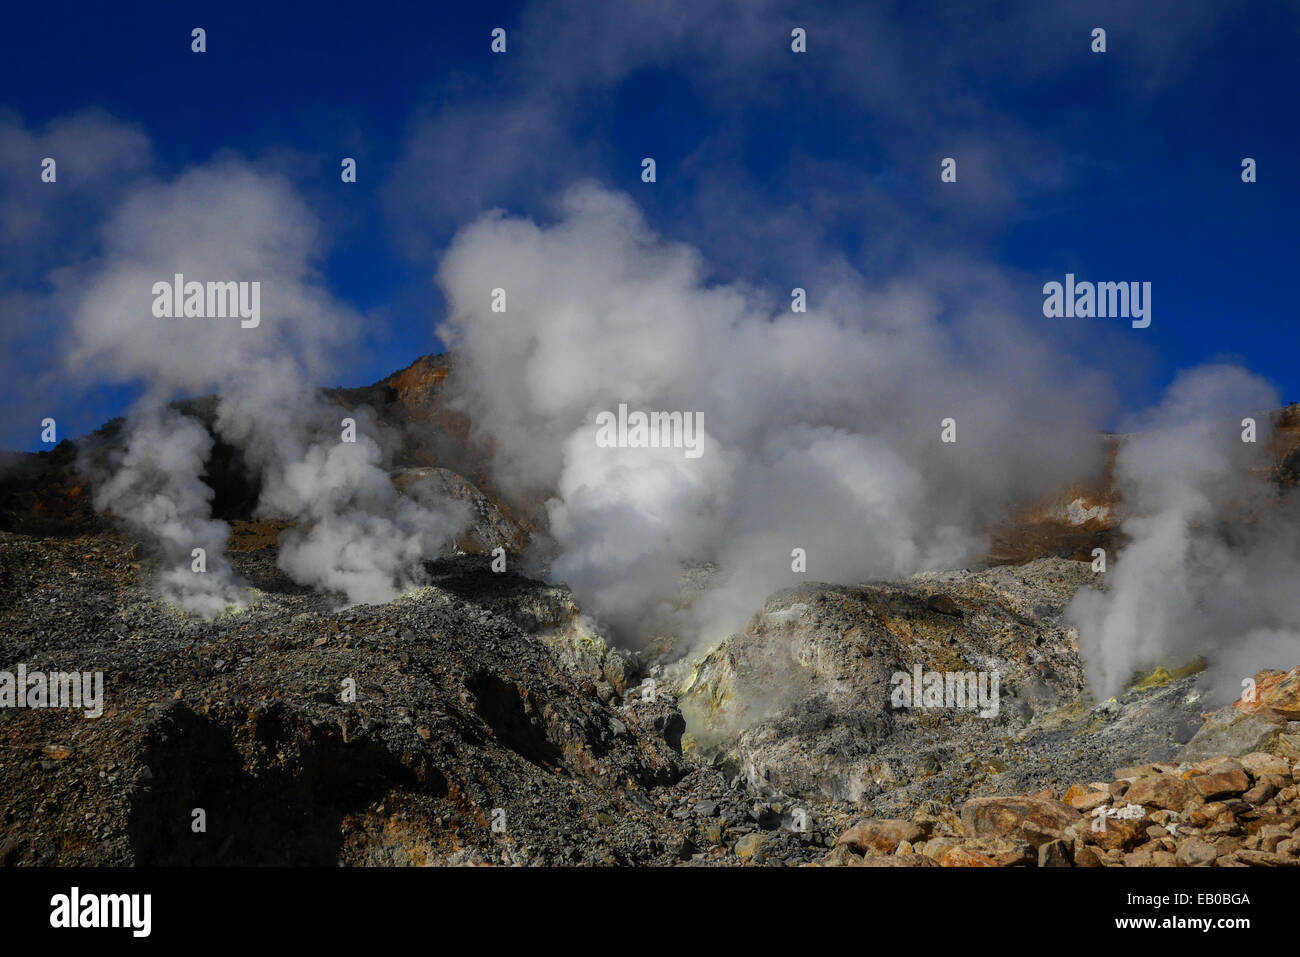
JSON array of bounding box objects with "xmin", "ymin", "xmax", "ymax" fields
[
  {"xmin": 259, "ymin": 427, "xmax": 466, "ymax": 606},
  {"xmin": 67, "ymin": 161, "xmax": 466, "ymax": 613},
  {"xmin": 1068, "ymin": 364, "xmax": 1300, "ymax": 701},
  {"xmin": 88, "ymin": 404, "xmax": 244, "ymax": 616},
  {"xmin": 61, "ymin": 163, "xmax": 1300, "ymax": 704},
  {"xmin": 437, "ymin": 183, "xmax": 1108, "ymax": 645}
]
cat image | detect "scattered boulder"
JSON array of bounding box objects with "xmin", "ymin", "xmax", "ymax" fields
[
  {"xmin": 1175, "ymin": 837, "xmax": 1218, "ymax": 867},
  {"xmin": 1241, "ymin": 751, "xmax": 1291, "ymax": 777},
  {"xmin": 734, "ymin": 833, "xmax": 768, "ymax": 861},
  {"xmin": 1125, "ymin": 774, "xmax": 1191, "ymax": 810},
  {"xmin": 941, "ymin": 846, "xmax": 999, "ymax": 867},
  {"xmin": 1086, "ymin": 818, "xmax": 1146, "ymax": 853},
  {"xmin": 1179, "ymin": 708, "xmax": 1282, "ymax": 763},
  {"xmin": 835, "ymin": 818, "xmax": 925, "ymax": 855},
  {"xmin": 960, "ymin": 795, "xmax": 1082, "ymax": 847},
  {"xmin": 1191, "ymin": 767, "xmax": 1251, "ymax": 800},
  {"xmin": 1063, "ymin": 785, "xmax": 1111, "ymax": 812},
  {"xmin": 1038, "ymin": 838, "xmax": 1072, "ymax": 867}
]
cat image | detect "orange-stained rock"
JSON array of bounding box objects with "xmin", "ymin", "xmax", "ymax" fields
[
  {"xmin": 1063, "ymin": 785, "xmax": 1111, "ymax": 812},
  {"xmin": 1125, "ymin": 774, "xmax": 1191, "ymax": 810},
  {"xmin": 835, "ymin": 818, "xmax": 925, "ymax": 855},
  {"xmin": 1235, "ymin": 666, "xmax": 1300, "ymax": 721},
  {"xmin": 1186, "ymin": 801, "xmax": 1226, "ymax": 827},
  {"xmin": 1085, "ymin": 818, "xmax": 1145, "ymax": 852},
  {"xmin": 1073, "ymin": 843, "xmax": 1104, "ymax": 867},
  {"xmin": 1192, "ymin": 768, "xmax": 1251, "ymax": 800},
  {"xmin": 962, "ymin": 837, "xmax": 1037, "ymax": 866},
  {"xmin": 941, "ymin": 846, "xmax": 999, "ymax": 867},
  {"xmin": 920, "ymin": 837, "xmax": 962, "ymax": 861},
  {"xmin": 961, "ymin": 795, "xmax": 1083, "ymax": 847}
]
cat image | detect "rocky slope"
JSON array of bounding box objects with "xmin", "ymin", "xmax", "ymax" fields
[
  {"xmin": 677, "ymin": 558, "xmax": 1208, "ymax": 810},
  {"xmin": 821, "ymin": 668, "xmax": 1300, "ymax": 868},
  {"xmin": 0, "ymin": 537, "xmax": 696, "ymax": 866},
  {"xmin": 6, "ymin": 517, "xmax": 1296, "ymax": 866},
  {"xmin": 3, "ymin": 354, "xmax": 1300, "ymax": 866}
]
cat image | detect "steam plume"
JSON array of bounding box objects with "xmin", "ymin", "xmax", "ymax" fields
[
  {"xmin": 67, "ymin": 161, "xmax": 466, "ymax": 613},
  {"xmin": 437, "ymin": 183, "xmax": 1109, "ymax": 646},
  {"xmin": 1067, "ymin": 364, "xmax": 1300, "ymax": 701}
]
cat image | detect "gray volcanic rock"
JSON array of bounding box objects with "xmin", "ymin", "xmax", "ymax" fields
[
  {"xmin": 392, "ymin": 467, "xmax": 529, "ymax": 554},
  {"xmin": 1178, "ymin": 708, "xmax": 1286, "ymax": 764},
  {"xmin": 0, "ymin": 538, "xmax": 701, "ymax": 865},
  {"xmin": 679, "ymin": 559, "xmax": 1094, "ymax": 798},
  {"xmin": 677, "ymin": 558, "xmax": 1214, "ymax": 813}
]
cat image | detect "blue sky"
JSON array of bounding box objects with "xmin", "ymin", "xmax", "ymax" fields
[{"xmin": 2, "ymin": 0, "xmax": 1298, "ymax": 451}]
